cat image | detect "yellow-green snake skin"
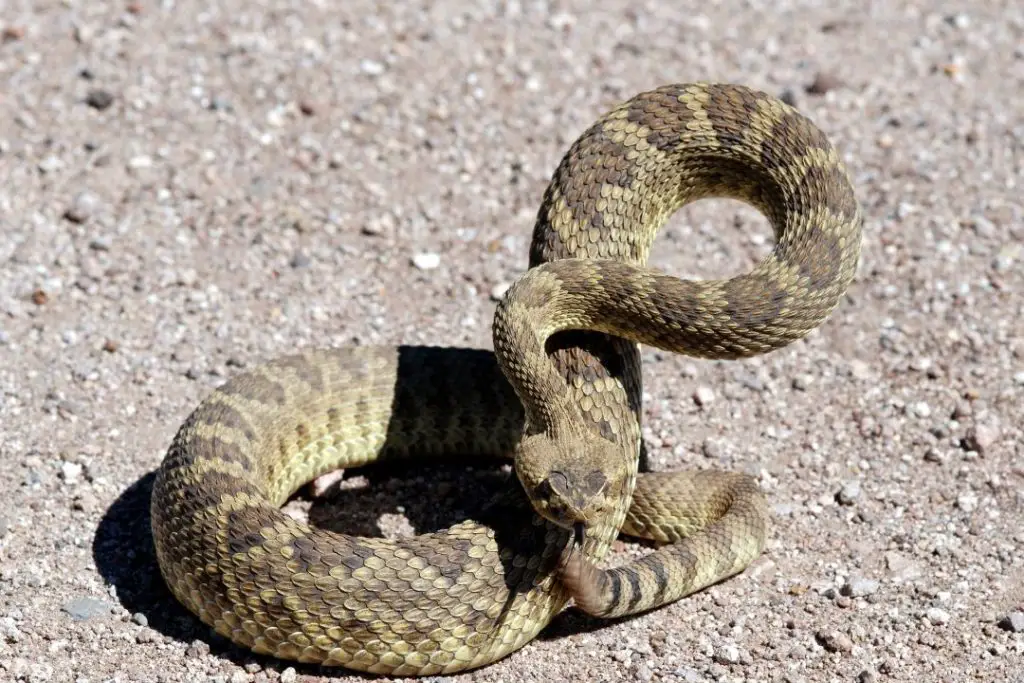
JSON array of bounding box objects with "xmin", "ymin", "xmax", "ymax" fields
[{"xmin": 151, "ymin": 83, "xmax": 862, "ymax": 676}]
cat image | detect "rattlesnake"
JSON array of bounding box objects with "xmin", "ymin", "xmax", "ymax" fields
[{"xmin": 151, "ymin": 83, "xmax": 861, "ymax": 675}]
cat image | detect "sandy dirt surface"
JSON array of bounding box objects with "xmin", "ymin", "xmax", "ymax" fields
[{"xmin": 1, "ymin": 1, "xmax": 1023, "ymax": 682}]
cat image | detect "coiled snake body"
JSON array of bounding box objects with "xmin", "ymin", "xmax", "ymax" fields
[{"xmin": 151, "ymin": 83, "xmax": 861, "ymax": 675}]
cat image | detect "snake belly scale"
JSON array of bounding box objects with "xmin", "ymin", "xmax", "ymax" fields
[{"xmin": 151, "ymin": 83, "xmax": 861, "ymax": 675}]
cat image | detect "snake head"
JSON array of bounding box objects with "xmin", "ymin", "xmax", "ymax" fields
[{"xmin": 514, "ymin": 431, "xmax": 626, "ymax": 529}]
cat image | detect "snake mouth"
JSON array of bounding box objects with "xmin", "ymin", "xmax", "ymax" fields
[{"xmin": 573, "ymin": 521, "xmax": 586, "ymax": 548}]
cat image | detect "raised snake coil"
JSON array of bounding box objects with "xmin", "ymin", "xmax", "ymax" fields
[{"xmin": 151, "ymin": 83, "xmax": 861, "ymax": 675}]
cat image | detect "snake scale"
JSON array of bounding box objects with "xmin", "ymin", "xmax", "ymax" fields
[{"xmin": 151, "ymin": 83, "xmax": 861, "ymax": 676}]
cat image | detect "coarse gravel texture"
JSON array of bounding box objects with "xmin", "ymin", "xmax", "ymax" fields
[{"xmin": 1, "ymin": 1, "xmax": 1022, "ymax": 682}]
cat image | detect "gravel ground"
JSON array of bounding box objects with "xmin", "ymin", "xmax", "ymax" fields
[{"xmin": 1, "ymin": 1, "xmax": 1023, "ymax": 682}]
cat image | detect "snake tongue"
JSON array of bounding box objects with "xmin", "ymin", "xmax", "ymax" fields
[{"xmin": 573, "ymin": 522, "xmax": 586, "ymax": 548}]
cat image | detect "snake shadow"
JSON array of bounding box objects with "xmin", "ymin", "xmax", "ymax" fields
[{"xmin": 93, "ymin": 458, "xmax": 628, "ymax": 677}]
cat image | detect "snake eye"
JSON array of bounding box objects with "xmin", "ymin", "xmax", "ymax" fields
[{"xmin": 545, "ymin": 471, "xmax": 570, "ymax": 497}]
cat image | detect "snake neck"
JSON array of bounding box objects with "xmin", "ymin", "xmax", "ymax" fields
[{"xmin": 491, "ymin": 285, "xmax": 584, "ymax": 436}]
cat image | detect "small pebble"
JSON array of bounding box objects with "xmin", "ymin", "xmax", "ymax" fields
[
  {"xmin": 997, "ymin": 611, "xmax": 1024, "ymax": 632},
  {"xmin": 360, "ymin": 59, "xmax": 386, "ymax": 75},
  {"xmin": 547, "ymin": 11, "xmax": 576, "ymax": 30},
  {"xmin": 309, "ymin": 469, "xmax": 345, "ymax": 498},
  {"xmin": 673, "ymin": 666, "xmax": 704, "ymax": 682},
  {"xmin": 89, "ymin": 236, "xmax": 112, "ymax": 251},
  {"xmin": 836, "ymin": 480, "xmax": 861, "ymax": 505},
  {"xmin": 2, "ymin": 619, "xmax": 23, "ymax": 643},
  {"xmin": 290, "ymin": 251, "xmax": 311, "ymax": 269},
  {"xmin": 229, "ymin": 671, "xmax": 249, "ymax": 683},
  {"xmin": 842, "ymin": 576, "xmax": 879, "ymax": 598},
  {"xmin": 806, "ymin": 71, "xmax": 843, "ymax": 95},
  {"xmin": 60, "ymin": 461, "xmax": 83, "ymax": 484},
  {"xmin": 132, "ymin": 612, "xmax": 148, "ymax": 627},
  {"xmin": 773, "ymin": 502, "xmax": 796, "ymax": 517},
  {"xmin": 2, "ymin": 26, "xmax": 25, "ymax": 42},
  {"xmin": 956, "ymin": 493, "xmax": 978, "ymax": 513},
  {"xmin": 85, "ymin": 88, "xmax": 115, "ymax": 110},
  {"xmin": 738, "ymin": 373, "xmax": 765, "ymax": 392},
  {"xmin": 490, "ymin": 282, "xmax": 511, "ymax": 301},
  {"xmin": 185, "ymin": 639, "xmax": 210, "ymax": 658},
  {"xmin": 279, "ymin": 668, "xmax": 297, "ymax": 683},
  {"xmin": 702, "ymin": 438, "xmax": 725, "ymax": 459},
  {"xmin": 885, "ymin": 551, "xmax": 923, "ymax": 582},
  {"xmin": 848, "ymin": 359, "xmax": 871, "ymax": 380},
  {"xmin": 994, "ymin": 246, "xmax": 1020, "ymax": 272},
  {"xmin": 72, "ymin": 492, "xmax": 98, "ymax": 512},
  {"xmin": 693, "ymin": 386, "xmax": 715, "ymax": 406},
  {"xmin": 411, "ymin": 252, "xmax": 441, "ymax": 270},
  {"xmin": 64, "ymin": 191, "xmax": 100, "ymax": 224},
  {"xmin": 815, "ymin": 630, "xmax": 853, "ymax": 653},
  {"xmin": 962, "ymin": 421, "xmax": 1000, "ymax": 454},
  {"xmin": 946, "ymin": 12, "xmax": 970, "ymax": 29},
  {"xmin": 63, "ymin": 596, "xmax": 114, "ymax": 621},
  {"xmin": 208, "ymin": 96, "xmax": 232, "ymax": 111},
  {"xmin": 714, "ymin": 643, "xmax": 741, "ymax": 664},
  {"xmin": 792, "ymin": 374, "xmax": 812, "ymax": 391},
  {"xmin": 926, "ymin": 607, "xmax": 951, "ymax": 625},
  {"xmin": 38, "ymin": 155, "xmax": 63, "ymax": 173},
  {"xmin": 362, "ymin": 214, "xmax": 394, "ymax": 236}
]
